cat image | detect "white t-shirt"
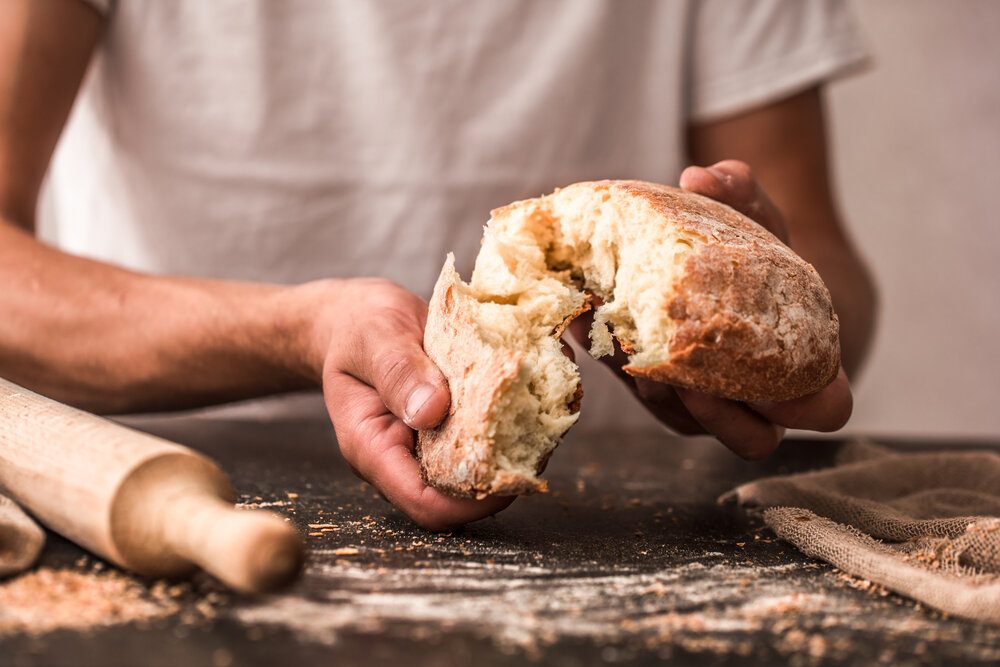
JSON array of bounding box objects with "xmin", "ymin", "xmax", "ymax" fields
[{"xmin": 41, "ymin": 0, "xmax": 867, "ymax": 429}]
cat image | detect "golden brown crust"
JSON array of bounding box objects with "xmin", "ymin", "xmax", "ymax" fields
[{"xmin": 596, "ymin": 181, "xmax": 840, "ymax": 402}]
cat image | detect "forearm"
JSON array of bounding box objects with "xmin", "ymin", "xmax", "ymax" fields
[{"xmin": 0, "ymin": 221, "xmax": 320, "ymax": 413}]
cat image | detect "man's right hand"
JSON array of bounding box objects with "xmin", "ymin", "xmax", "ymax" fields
[{"xmin": 295, "ymin": 278, "xmax": 515, "ymax": 531}]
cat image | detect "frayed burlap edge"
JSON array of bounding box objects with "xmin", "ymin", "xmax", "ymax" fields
[
  {"xmin": 724, "ymin": 440, "xmax": 1000, "ymax": 625},
  {"xmin": 764, "ymin": 507, "xmax": 1000, "ymax": 624}
]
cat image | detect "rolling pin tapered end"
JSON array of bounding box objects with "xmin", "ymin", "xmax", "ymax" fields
[
  {"xmin": 225, "ymin": 511, "xmax": 305, "ymax": 594},
  {"xmin": 160, "ymin": 494, "xmax": 305, "ymax": 594}
]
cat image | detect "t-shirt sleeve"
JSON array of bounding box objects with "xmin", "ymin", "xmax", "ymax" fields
[{"xmin": 687, "ymin": 0, "xmax": 870, "ymax": 123}]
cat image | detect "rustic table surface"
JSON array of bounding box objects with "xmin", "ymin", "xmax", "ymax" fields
[{"xmin": 1, "ymin": 412, "xmax": 998, "ymax": 667}]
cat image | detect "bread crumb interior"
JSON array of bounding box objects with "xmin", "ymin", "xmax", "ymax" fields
[
  {"xmin": 458, "ymin": 184, "xmax": 704, "ymax": 485},
  {"xmin": 544, "ymin": 186, "xmax": 703, "ymax": 366}
]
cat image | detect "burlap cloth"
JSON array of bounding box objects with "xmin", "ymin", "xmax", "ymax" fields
[
  {"xmin": 0, "ymin": 492, "xmax": 44, "ymax": 578},
  {"xmin": 723, "ymin": 440, "xmax": 1000, "ymax": 624}
]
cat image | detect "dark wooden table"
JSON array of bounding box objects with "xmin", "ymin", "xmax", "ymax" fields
[{"xmin": 1, "ymin": 413, "xmax": 998, "ymax": 666}]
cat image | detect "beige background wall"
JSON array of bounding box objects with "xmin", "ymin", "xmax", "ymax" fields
[{"xmin": 829, "ymin": 0, "xmax": 1000, "ymax": 438}]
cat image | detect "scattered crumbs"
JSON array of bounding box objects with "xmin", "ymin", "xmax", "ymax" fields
[
  {"xmin": 286, "ymin": 493, "xmax": 299, "ymax": 499},
  {"xmin": 333, "ymin": 547, "xmax": 360, "ymax": 556},
  {"xmin": 0, "ymin": 569, "xmax": 177, "ymax": 636}
]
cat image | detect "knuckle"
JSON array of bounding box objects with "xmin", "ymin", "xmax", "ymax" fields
[
  {"xmin": 370, "ymin": 279, "xmax": 420, "ymax": 307},
  {"xmin": 378, "ymin": 303, "xmax": 422, "ymax": 334},
  {"xmin": 372, "ymin": 350, "xmax": 418, "ymax": 399},
  {"xmin": 349, "ymin": 278, "xmax": 421, "ymax": 316},
  {"xmin": 721, "ymin": 159, "xmax": 753, "ymax": 180}
]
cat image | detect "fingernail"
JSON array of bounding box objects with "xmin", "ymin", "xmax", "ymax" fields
[{"xmin": 404, "ymin": 384, "xmax": 436, "ymax": 425}]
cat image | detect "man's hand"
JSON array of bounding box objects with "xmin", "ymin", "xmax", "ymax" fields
[
  {"xmin": 303, "ymin": 278, "xmax": 513, "ymax": 532},
  {"xmin": 569, "ymin": 160, "xmax": 852, "ymax": 460}
]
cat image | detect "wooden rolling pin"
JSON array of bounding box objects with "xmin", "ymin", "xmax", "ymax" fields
[
  {"xmin": 0, "ymin": 491, "xmax": 44, "ymax": 577},
  {"xmin": 0, "ymin": 377, "xmax": 304, "ymax": 593}
]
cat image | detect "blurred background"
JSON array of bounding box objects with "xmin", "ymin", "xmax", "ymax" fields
[{"xmin": 830, "ymin": 0, "xmax": 1000, "ymax": 438}]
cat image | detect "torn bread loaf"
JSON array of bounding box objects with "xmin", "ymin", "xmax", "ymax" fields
[{"xmin": 417, "ymin": 181, "xmax": 840, "ymax": 499}]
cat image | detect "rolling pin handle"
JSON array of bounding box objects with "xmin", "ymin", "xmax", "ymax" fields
[{"xmin": 160, "ymin": 492, "xmax": 304, "ymax": 594}]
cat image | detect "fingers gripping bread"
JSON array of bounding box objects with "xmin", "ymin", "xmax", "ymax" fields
[{"xmin": 417, "ymin": 181, "xmax": 840, "ymax": 499}]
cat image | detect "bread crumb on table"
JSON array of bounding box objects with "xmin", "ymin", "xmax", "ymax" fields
[{"xmin": 0, "ymin": 568, "xmax": 177, "ymax": 636}]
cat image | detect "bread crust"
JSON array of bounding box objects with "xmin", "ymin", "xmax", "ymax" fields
[{"xmin": 599, "ymin": 181, "xmax": 840, "ymax": 402}]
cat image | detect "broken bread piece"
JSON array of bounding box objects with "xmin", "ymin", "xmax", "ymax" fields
[
  {"xmin": 417, "ymin": 180, "xmax": 840, "ymax": 499},
  {"xmin": 415, "ymin": 254, "xmax": 587, "ymax": 498}
]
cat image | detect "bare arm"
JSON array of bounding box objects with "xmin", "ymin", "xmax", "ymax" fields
[
  {"xmin": 687, "ymin": 88, "xmax": 877, "ymax": 378},
  {"xmin": 0, "ymin": 1, "xmax": 319, "ymax": 412},
  {"xmin": 0, "ymin": 0, "xmax": 505, "ymax": 530}
]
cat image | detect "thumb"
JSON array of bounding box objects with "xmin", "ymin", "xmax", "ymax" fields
[{"xmin": 347, "ymin": 337, "xmax": 450, "ymax": 430}]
